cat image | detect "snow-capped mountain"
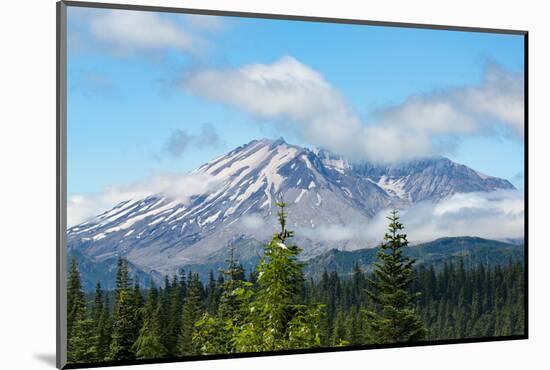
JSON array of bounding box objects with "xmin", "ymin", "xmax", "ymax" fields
[
  {"xmin": 354, "ymin": 158, "xmax": 513, "ymax": 202},
  {"xmin": 68, "ymin": 138, "xmax": 514, "ymax": 277}
]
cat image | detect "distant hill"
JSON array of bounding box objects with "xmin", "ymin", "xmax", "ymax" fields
[
  {"xmin": 302, "ymin": 236, "xmax": 524, "ymax": 280},
  {"xmin": 71, "ymin": 236, "xmax": 524, "ymax": 291},
  {"xmin": 69, "ymin": 249, "xmax": 162, "ymax": 292}
]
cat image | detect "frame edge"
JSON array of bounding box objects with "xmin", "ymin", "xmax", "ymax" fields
[
  {"xmin": 62, "ymin": 0, "xmax": 527, "ymax": 36},
  {"xmin": 56, "ymin": 2, "xmax": 529, "ymax": 368},
  {"xmin": 57, "ymin": 1, "xmax": 68, "ymax": 369}
]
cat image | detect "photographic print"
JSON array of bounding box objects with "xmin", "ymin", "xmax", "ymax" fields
[{"xmin": 58, "ymin": 2, "xmax": 527, "ymax": 368}]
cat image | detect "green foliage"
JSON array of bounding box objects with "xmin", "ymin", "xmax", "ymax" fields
[
  {"xmin": 108, "ymin": 258, "xmax": 137, "ymax": 361},
  {"xmin": 364, "ymin": 211, "xmax": 427, "ymax": 343},
  {"xmin": 193, "ymin": 313, "xmax": 233, "ymax": 355},
  {"xmin": 67, "ymin": 257, "xmax": 85, "ymax": 339},
  {"xmin": 234, "ymin": 199, "xmax": 323, "ymax": 352},
  {"xmin": 286, "ymin": 304, "xmax": 323, "ymax": 349},
  {"xmin": 67, "ymin": 257, "xmax": 93, "ymax": 363},
  {"xmin": 177, "ymin": 272, "xmax": 204, "ymax": 356},
  {"xmin": 66, "ymin": 209, "xmax": 525, "ymax": 364},
  {"xmin": 303, "ymin": 237, "xmax": 524, "ymax": 280},
  {"xmin": 413, "ymin": 259, "xmax": 525, "ymax": 340},
  {"xmin": 96, "ymin": 293, "xmax": 112, "ymax": 360},
  {"xmin": 218, "ymin": 245, "xmax": 249, "ymax": 322},
  {"xmin": 68, "ymin": 318, "xmax": 99, "ymax": 363},
  {"xmin": 194, "ymin": 245, "xmax": 254, "ymax": 355},
  {"xmin": 133, "ymin": 291, "xmax": 167, "ymax": 359}
]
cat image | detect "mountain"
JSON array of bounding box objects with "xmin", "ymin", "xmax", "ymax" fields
[
  {"xmin": 354, "ymin": 157, "xmax": 514, "ymax": 202},
  {"xmin": 67, "ymin": 138, "xmax": 515, "ymax": 279},
  {"xmin": 303, "ymin": 237, "xmax": 525, "ymax": 280}
]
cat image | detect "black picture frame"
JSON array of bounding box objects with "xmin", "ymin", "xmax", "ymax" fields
[{"xmin": 57, "ymin": 1, "xmax": 529, "ymax": 368}]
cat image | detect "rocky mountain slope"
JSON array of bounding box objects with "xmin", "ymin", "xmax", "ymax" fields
[{"xmin": 68, "ymin": 138, "xmax": 515, "ymax": 279}]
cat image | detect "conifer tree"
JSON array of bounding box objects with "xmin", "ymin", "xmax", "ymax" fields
[
  {"xmin": 130, "ymin": 281, "xmax": 144, "ymax": 345},
  {"xmin": 364, "ymin": 210, "xmax": 427, "ymax": 343},
  {"xmin": 133, "ymin": 283, "xmax": 167, "ymax": 359},
  {"xmin": 164, "ymin": 275, "xmax": 182, "ymax": 356},
  {"xmin": 235, "ymin": 198, "xmax": 322, "ymax": 352},
  {"xmin": 92, "ymin": 283, "xmax": 104, "ymax": 324},
  {"xmin": 205, "ymin": 270, "xmax": 219, "ymax": 314},
  {"xmin": 96, "ymin": 293, "xmax": 112, "ymax": 361},
  {"xmin": 194, "ymin": 245, "xmax": 253, "ymax": 354},
  {"xmin": 67, "ymin": 258, "xmax": 98, "ymax": 363},
  {"xmin": 157, "ymin": 277, "xmax": 171, "ymax": 352},
  {"xmin": 114, "ymin": 257, "xmax": 129, "ymax": 301},
  {"xmin": 91, "ymin": 282, "xmax": 107, "ymax": 361},
  {"xmin": 109, "ymin": 257, "xmax": 136, "ymax": 361},
  {"xmin": 218, "ymin": 245, "xmax": 249, "ymax": 323},
  {"xmin": 68, "ymin": 316, "xmax": 99, "ymax": 363},
  {"xmin": 177, "ymin": 272, "xmax": 204, "ymax": 356},
  {"xmin": 67, "ymin": 257, "xmax": 85, "ymax": 339}
]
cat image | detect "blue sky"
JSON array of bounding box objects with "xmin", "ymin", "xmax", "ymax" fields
[{"xmin": 67, "ymin": 7, "xmax": 525, "ymax": 197}]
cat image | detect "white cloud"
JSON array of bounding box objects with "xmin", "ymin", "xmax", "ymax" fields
[
  {"xmin": 299, "ymin": 189, "xmax": 524, "ymax": 246},
  {"xmin": 88, "ymin": 10, "xmax": 195, "ymax": 54},
  {"xmin": 183, "ymin": 57, "xmax": 524, "ymax": 163},
  {"xmin": 67, "ymin": 172, "xmax": 222, "ymax": 227},
  {"xmin": 403, "ymin": 189, "xmax": 524, "ymax": 242},
  {"xmin": 71, "ymin": 8, "xmax": 225, "ymax": 56},
  {"xmin": 183, "ymin": 56, "xmax": 366, "ymax": 158},
  {"xmin": 240, "ymin": 214, "xmax": 267, "ymax": 230},
  {"xmin": 375, "ymin": 63, "xmax": 524, "ymax": 140},
  {"xmin": 182, "ymin": 14, "xmax": 224, "ymax": 32}
]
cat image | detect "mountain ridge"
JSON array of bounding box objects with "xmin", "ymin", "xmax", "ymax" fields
[
  {"xmin": 68, "ymin": 138, "xmax": 515, "ymax": 278},
  {"xmin": 302, "ymin": 236, "xmax": 524, "ymax": 280},
  {"xmin": 70, "ymin": 236, "xmax": 524, "ymax": 291}
]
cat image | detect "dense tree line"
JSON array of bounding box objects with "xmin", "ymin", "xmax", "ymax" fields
[
  {"xmin": 413, "ymin": 259, "xmax": 525, "ymax": 340},
  {"xmin": 66, "ymin": 207, "xmax": 524, "ymax": 364}
]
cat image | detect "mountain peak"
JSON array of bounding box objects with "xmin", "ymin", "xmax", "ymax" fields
[
  {"xmin": 271, "ymin": 136, "xmax": 287, "ymax": 146},
  {"xmin": 253, "ymin": 137, "xmax": 291, "ymax": 150},
  {"xmin": 68, "ymin": 138, "xmax": 516, "ymax": 278}
]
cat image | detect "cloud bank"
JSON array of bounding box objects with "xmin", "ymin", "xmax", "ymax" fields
[
  {"xmin": 299, "ymin": 189, "xmax": 524, "ymax": 246},
  {"xmin": 71, "ymin": 8, "xmax": 224, "ymax": 57},
  {"xmin": 67, "ymin": 172, "xmax": 222, "ymax": 227},
  {"xmin": 240, "ymin": 214, "xmax": 267, "ymax": 230},
  {"xmin": 183, "ymin": 57, "xmax": 524, "ymax": 163},
  {"xmin": 89, "ymin": 10, "xmax": 195, "ymax": 55}
]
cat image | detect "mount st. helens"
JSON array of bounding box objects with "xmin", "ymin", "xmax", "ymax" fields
[{"xmin": 68, "ymin": 138, "xmax": 514, "ymax": 286}]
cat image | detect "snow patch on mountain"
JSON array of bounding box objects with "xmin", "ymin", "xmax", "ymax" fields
[
  {"xmin": 68, "ymin": 137, "xmax": 516, "ymax": 277},
  {"xmin": 376, "ymin": 176, "xmax": 408, "ymax": 199}
]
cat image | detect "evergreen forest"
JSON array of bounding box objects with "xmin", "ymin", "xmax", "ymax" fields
[{"xmin": 66, "ymin": 203, "xmax": 525, "ymax": 364}]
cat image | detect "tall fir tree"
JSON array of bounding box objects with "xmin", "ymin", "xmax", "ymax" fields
[
  {"xmin": 130, "ymin": 281, "xmax": 144, "ymax": 345},
  {"xmin": 67, "ymin": 258, "xmax": 98, "ymax": 363},
  {"xmin": 92, "ymin": 283, "xmax": 104, "ymax": 324},
  {"xmin": 164, "ymin": 275, "xmax": 183, "ymax": 356},
  {"xmin": 68, "ymin": 317, "xmax": 99, "ymax": 363},
  {"xmin": 67, "ymin": 257, "xmax": 85, "ymax": 339},
  {"xmin": 194, "ymin": 245, "xmax": 253, "ymax": 355},
  {"xmin": 218, "ymin": 245, "xmax": 249, "ymax": 323},
  {"xmin": 177, "ymin": 272, "xmax": 204, "ymax": 356},
  {"xmin": 205, "ymin": 270, "xmax": 218, "ymax": 314},
  {"xmin": 96, "ymin": 293, "xmax": 112, "ymax": 361},
  {"xmin": 109, "ymin": 257, "xmax": 137, "ymax": 361},
  {"xmin": 364, "ymin": 210, "xmax": 427, "ymax": 343},
  {"xmin": 133, "ymin": 282, "xmax": 167, "ymax": 359},
  {"xmin": 235, "ymin": 198, "xmax": 322, "ymax": 352}
]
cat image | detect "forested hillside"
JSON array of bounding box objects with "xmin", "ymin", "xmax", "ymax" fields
[{"xmin": 66, "ymin": 206, "xmax": 525, "ymax": 364}]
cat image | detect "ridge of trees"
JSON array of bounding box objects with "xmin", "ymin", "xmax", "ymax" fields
[{"xmin": 66, "ymin": 207, "xmax": 525, "ymax": 364}]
